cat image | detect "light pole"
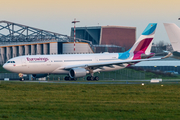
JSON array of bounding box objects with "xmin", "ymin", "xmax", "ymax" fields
[{"xmin": 72, "ymin": 18, "xmax": 80, "ymax": 51}]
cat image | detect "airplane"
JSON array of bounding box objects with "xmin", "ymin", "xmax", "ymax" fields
[
  {"xmin": 3, "ymin": 23, "xmax": 171, "ymax": 81},
  {"xmin": 164, "ymin": 23, "xmax": 180, "ymax": 59}
]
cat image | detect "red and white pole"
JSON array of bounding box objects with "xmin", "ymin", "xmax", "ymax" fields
[
  {"xmin": 72, "ymin": 19, "xmax": 80, "ymax": 52},
  {"xmin": 74, "ymin": 19, "xmax": 76, "ymax": 51}
]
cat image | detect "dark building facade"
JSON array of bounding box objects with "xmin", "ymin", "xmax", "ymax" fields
[
  {"xmin": 100, "ymin": 26, "xmax": 136, "ymax": 50},
  {"xmin": 71, "ymin": 26, "xmax": 136, "ymax": 51}
]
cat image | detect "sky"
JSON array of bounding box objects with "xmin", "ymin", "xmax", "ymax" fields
[{"xmin": 1, "ymin": 0, "xmax": 180, "ymax": 44}]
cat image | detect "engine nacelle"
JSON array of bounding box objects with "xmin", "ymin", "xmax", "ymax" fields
[
  {"xmin": 69, "ymin": 68, "xmax": 87, "ymax": 78},
  {"xmin": 32, "ymin": 74, "xmax": 48, "ymax": 78}
]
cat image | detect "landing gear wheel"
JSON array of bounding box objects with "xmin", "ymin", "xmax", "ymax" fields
[
  {"xmin": 90, "ymin": 76, "xmax": 94, "ymax": 81},
  {"xmin": 94, "ymin": 76, "xmax": 99, "ymax": 81},
  {"xmin": 64, "ymin": 76, "xmax": 76, "ymax": 81},
  {"xmin": 87, "ymin": 76, "xmax": 99, "ymax": 81},
  {"xmin": 65, "ymin": 76, "xmax": 70, "ymax": 81},
  {"xmin": 87, "ymin": 76, "xmax": 91, "ymax": 81}
]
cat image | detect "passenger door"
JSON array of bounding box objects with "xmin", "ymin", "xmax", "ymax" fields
[{"xmin": 21, "ymin": 58, "xmax": 27, "ymax": 66}]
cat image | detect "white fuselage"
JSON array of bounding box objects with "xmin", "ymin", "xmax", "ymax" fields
[{"xmin": 3, "ymin": 53, "xmax": 129, "ymax": 74}]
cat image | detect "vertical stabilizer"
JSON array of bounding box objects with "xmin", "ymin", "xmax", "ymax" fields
[
  {"xmin": 129, "ymin": 23, "xmax": 157, "ymax": 55},
  {"xmin": 118, "ymin": 23, "xmax": 157, "ymax": 60},
  {"xmin": 164, "ymin": 23, "xmax": 180, "ymax": 52}
]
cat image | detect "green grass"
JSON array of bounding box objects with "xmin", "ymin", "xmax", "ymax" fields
[{"xmin": 0, "ymin": 81, "xmax": 180, "ymax": 119}]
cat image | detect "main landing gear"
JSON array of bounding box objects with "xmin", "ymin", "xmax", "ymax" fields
[
  {"xmin": 86, "ymin": 76, "xmax": 99, "ymax": 81},
  {"xmin": 64, "ymin": 76, "xmax": 77, "ymax": 81}
]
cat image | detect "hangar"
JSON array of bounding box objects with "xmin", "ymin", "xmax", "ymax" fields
[
  {"xmin": 0, "ymin": 21, "xmax": 93, "ymax": 64},
  {"xmin": 70, "ymin": 25, "xmax": 136, "ymax": 52}
]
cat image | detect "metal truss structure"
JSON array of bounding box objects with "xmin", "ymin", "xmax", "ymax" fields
[{"xmin": 0, "ymin": 21, "xmax": 91, "ymax": 45}]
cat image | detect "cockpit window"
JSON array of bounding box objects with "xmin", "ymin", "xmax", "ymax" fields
[{"xmin": 7, "ymin": 61, "xmax": 15, "ymax": 63}]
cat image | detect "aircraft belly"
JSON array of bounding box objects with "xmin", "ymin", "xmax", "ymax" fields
[
  {"xmin": 51, "ymin": 70, "xmax": 69, "ymax": 74},
  {"xmin": 18, "ymin": 64, "xmax": 58, "ymax": 74},
  {"xmin": 101, "ymin": 66, "xmax": 125, "ymax": 72}
]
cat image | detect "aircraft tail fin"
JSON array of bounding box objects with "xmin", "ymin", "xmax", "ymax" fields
[
  {"xmin": 164, "ymin": 23, "xmax": 180, "ymax": 52},
  {"xmin": 129, "ymin": 23, "xmax": 157, "ymax": 54},
  {"xmin": 118, "ymin": 23, "xmax": 157, "ymax": 60}
]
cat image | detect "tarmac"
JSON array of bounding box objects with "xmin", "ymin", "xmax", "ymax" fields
[{"xmin": 21, "ymin": 80, "xmax": 180, "ymax": 85}]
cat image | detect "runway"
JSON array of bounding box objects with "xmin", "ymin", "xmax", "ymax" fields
[{"xmin": 23, "ymin": 79, "xmax": 180, "ymax": 85}]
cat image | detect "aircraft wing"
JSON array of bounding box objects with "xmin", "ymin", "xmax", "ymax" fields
[{"xmin": 63, "ymin": 52, "xmax": 172, "ymax": 70}]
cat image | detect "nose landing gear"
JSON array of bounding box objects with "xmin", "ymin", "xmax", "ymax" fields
[
  {"xmin": 19, "ymin": 78, "xmax": 24, "ymax": 81},
  {"xmin": 19, "ymin": 73, "xmax": 24, "ymax": 81}
]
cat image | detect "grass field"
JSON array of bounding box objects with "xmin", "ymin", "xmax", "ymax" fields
[{"xmin": 0, "ymin": 81, "xmax": 180, "ymax": 120}]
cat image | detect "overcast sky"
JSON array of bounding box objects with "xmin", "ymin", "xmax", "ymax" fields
[{"xmin": 1, "ymin": 0, "xmax": 180, "ymax": 44}]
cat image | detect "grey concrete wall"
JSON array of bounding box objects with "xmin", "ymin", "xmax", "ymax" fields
[
  {"xmin": 6, "ymin": 47, "xmax": 12, "ymax": 60},
  {"xmin": 43, "ymin": 43, "xmax": 48, "ymax": 55},
  {"xmin": 0, "ymin": 41, "xmax": 88, "ymax": 64},
  {"xmin": 0, "ymin": 48, "xmax": 5, "ymax": 63},
  {"xmin": 63, "ymin": 43, "xmax": 93, "ymax": 54},
  {"xmin": 13, "ymin": 46, "xmax": 17, "ymax": 57},
  {"xmin": 25, "ymin": 45, "xmax": 28, "ymax": 55},
  {"xmin": 19, "ymin": 46, "xmax": 24, "ymax": 56},
  {"xmin": 50, "ymin": 43, "xmax": 57, "ymax": 54},
  {"xmin": 31, "ymin": 45, "xmax": 35, "ymax": 55},
  {"xmin": 37, "ymin": 44, "xmax": 42, "ymax": 55}
]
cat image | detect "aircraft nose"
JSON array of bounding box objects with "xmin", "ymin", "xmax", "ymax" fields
[{"xmin": 3, "ymin": 63, "xmax": 9, "ymax": 70}]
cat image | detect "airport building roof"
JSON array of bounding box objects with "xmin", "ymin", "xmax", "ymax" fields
[{"xmin": 0, "ymin": 20, "xmax": 91, "ymax": 46}]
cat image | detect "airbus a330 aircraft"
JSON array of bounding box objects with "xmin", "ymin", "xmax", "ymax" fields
[{"xmin": 3, "ymin": 23, "xmax": 171, "ymax": 81}]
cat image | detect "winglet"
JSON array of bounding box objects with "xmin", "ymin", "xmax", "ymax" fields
[{"xmin": 162, "ymin": 52, "xmax": 172, "ymax": 59}]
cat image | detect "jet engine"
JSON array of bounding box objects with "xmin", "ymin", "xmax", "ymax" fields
[
  {"xmin": 69, "ymin": 68, "xmax": 87, "ymax": 78},
  {"xmin": 32, "ymin": 74, "xmax": 48, "ymax": 78}
]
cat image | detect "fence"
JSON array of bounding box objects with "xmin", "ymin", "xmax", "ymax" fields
[
  {"xmin": 0, "ymin": 68, "xmax": 145, "ymax": 81},
  {"xmin": 0, "ymin": 73, "xmax": 29, "ymax": 80},
  {"xmin": 47, "ymin": 69, "xmax": 145, "ymax": 81}
]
